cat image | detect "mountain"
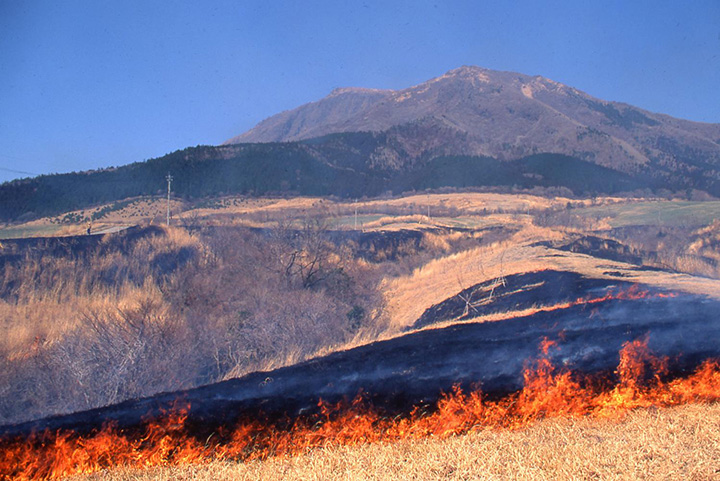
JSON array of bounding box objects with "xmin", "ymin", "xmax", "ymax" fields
[
  {"xmin": 227, "ymin": 65, "xmax": 720, "ymax": 180},
  {"xmin": 2, "ymin": 66, "xmax": 719, "ymax": 222}
]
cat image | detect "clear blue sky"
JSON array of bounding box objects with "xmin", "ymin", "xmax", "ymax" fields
[{"xmin": 1, "ymin": 0, "xmax": 718, "ymax": 183}]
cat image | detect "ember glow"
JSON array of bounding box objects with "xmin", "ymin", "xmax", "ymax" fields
[{"xmin": 1, "ymin": 338, "xmax": 719, "ymax": 480}]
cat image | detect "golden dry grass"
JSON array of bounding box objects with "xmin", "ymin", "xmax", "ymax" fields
[
  {"xmin": 178, "ymin": 193, "xmax": 550, "ymax": 231},
  {"xmin": 0, "ymin": 283, "xmax": 159, "ymax": 359},
  {"xmin": 183, "ymin": 197, "xmax": 328, "ymax": 220},
  {"xmin": 4, "ymin": 194, "xmax": 720, "ymax": 480},
  {"xmin": 381, "ymin": 221, "xmax": 720, "ymax": 332},
  {"xmin": 69, "ymin": 402, "xmax": 720, "ymax": 481},
  {"xmin": 182, "ymin": 192, "xmax": 575, "ymax": 219},
  {"xmin": 355, "ymin": 192, "xmax": 628, "ymax": 214},
  {"xmin": 0, "ymin": 192, "xmax": 649, "ymax": 240},
  {"xmin": 0, "ymin": 226, "xmax": 201, "ymax": 357}
]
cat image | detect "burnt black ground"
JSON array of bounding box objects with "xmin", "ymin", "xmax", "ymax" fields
[
  {"xmin": 1, "ymin": 290, "xmax": 718, "ymax": 440},
  {"xmin": 548, "ymin": 236, "xmax": 646, "ymax": 265},
  {"xmin": 411, "ymin": 269, "xmax": 644, "ymax": 330}
]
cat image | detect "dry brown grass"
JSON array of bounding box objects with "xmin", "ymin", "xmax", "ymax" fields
[
  {"xmin": 182, "ymin": 193, "xmax": 574, "ymax": 219},
  {"xmin": 381, "ymin": 220, "xmax": 720, "ymax": 332},
  {"xmin": 0, "ymin": 192, "xmax": 641, "ymax": 241},
  {"xmin": 69, "ymin": 402, "xmax": 720, "ymax": 481},
  {"xmin": 0, "ymin": 224, "xmax": 382, "ymax": 425},
  {"xmin": 356, "ymin": 192, "xmax": 628, "ymax": 214},
  {"xmin": 183, "ymin": 197, "xmax": 328, "ymax": 220},
  {"xmin": 360, "ymin": 214, "xmax": 435, "ymax": 230},
  {"xmin": 0, "ymin": 283, "xmax": 157, "ymax": 360},
  {"xmin": 4, "ymin": 193, "xmax": 720, "ymax": 480},
  {"xmin": 0, "ymin": 226, "xmax": 202, "ymax": 357}
]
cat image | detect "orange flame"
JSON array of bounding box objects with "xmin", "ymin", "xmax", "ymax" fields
[
  {"xmin": 1, "ymin": 338, "xmax": 718, "ymax": 480},
  {"xmin": 544, "ymin": 285, "xmax": 678, "ymax": 313}
]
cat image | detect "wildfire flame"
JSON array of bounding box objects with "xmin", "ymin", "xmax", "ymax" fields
[
  {"xmin": 543, "ymin": 284, "xmax": 678, "ymax": 313},
  {"xmin": 1, "ymin": 337, "xmax": 719, "ymax": 480}
]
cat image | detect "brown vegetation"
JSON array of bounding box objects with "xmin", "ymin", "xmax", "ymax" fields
[
  {"xmin": 3, "ymin": 194, "xmax": 719, "ymax": 425},
  {"xmin": 0, "ymin": 224, "xmax": 381, "ymax": 425}
]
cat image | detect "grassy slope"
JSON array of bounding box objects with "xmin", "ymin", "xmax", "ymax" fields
[
  {"xmin": 382, "ymin": 240, "xmax": 720, "ymax": 332},
  {"xmin": 573, "ymin": 200, "xmax": 720, "ymax": 228},
  {"xmin": 71, "ymin": 403, "xmax": 720, "ymax": 481},
  {"xmin": 1, "ymin": 192, "xmax": 567, "ymax": 239}
]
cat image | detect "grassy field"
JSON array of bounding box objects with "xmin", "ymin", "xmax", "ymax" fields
[
  {"xmin": 0, "ymin": 192, "xmax": 629, "ymax": 239},
  {"xmin": 69, "ymin": 403, "xmax": 720, "ymax": 481},
  {"xmin": 0, "ymin": 224, "xmax": 66, "ymax": 239},
  {"xmin": 573, "ymin": 200, "xmax": 720, "ymax": 228},
  {"xmin": 3, "ymin": 191, "xmax": 720, "ymax": 480}
]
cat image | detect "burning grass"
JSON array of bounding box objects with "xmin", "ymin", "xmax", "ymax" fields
[
  {"xmin": 71, "ymin": 403, "xmax": 720, "ymax": 481},
  {"xmin": 2, "ymin": 339, "xmax": 719, "ymax": 480},
  {"xmin": 2, "ymin": 194, "xmax": 720, "ymax": 480}
]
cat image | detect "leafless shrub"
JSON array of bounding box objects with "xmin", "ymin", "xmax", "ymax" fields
[{"xmin": 0, "ymin": 222, "xmax": 383, "ymax": 425}]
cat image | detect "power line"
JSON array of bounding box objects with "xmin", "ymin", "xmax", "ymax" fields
[{"xmin": 0, "ymin": 166, "xmax": 37, "ymax": 176}]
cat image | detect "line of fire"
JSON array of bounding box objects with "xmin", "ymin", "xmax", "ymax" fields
[{"xmin": 2, "ymin": 281, "xmax": 720, "ymax": 479}]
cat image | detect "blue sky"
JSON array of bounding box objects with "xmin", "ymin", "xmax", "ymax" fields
[{"xmin": 1, "ymin": 0, "xmax": 718, "ymax": 183}]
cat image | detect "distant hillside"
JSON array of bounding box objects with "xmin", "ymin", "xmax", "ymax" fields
[
  {"xmin": 0, "ymin": 138, "xmax": 649, "ymax": 222},
  {"xmin": 228, "ymin": 65, "xmax": 720, "ymax": 190}
]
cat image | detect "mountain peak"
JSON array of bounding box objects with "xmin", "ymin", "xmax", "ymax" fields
[
  {"xmin": 445, "ymin": 65, "xmax": 489, "ymax": 76},
  {"xmin": 432, "ymin": 65, "xmax": 496, "ymax": 84}
]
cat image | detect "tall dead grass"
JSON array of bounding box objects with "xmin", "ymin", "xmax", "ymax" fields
[
  {"xmin": 0, "ymin": 224, "xmax": 381, "ymax": 426},
  {"xmin": 0, "ymin": 226, "xmax": 202, "ymax": 355}
]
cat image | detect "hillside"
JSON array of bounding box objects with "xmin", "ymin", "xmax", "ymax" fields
[
  {"xmin": 0, "ymin": 141, "xmax": 648, "ymax": 222},
  {"xmin": 2, "ymin": 191, "xmax": 720, "ymax": 479}
]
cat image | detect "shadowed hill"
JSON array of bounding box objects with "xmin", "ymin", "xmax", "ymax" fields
[{"xmin": 0, "ymin": 141, "xmax": 650, "ymax": 222}]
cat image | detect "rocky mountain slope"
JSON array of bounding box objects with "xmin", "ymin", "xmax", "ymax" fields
[{"xmin": 227, "ymin": 66, "xmax": 720, "ymax": 180}]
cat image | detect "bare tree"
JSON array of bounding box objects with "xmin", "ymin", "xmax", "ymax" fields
[{"xmin": 269, "ymin": 216, "xmax": 339, "ymax": 289}]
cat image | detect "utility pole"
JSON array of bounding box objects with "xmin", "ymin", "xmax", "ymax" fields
[{"xmin": 166, "ymin": 173, "xmax": 173, "ymax": 226}]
